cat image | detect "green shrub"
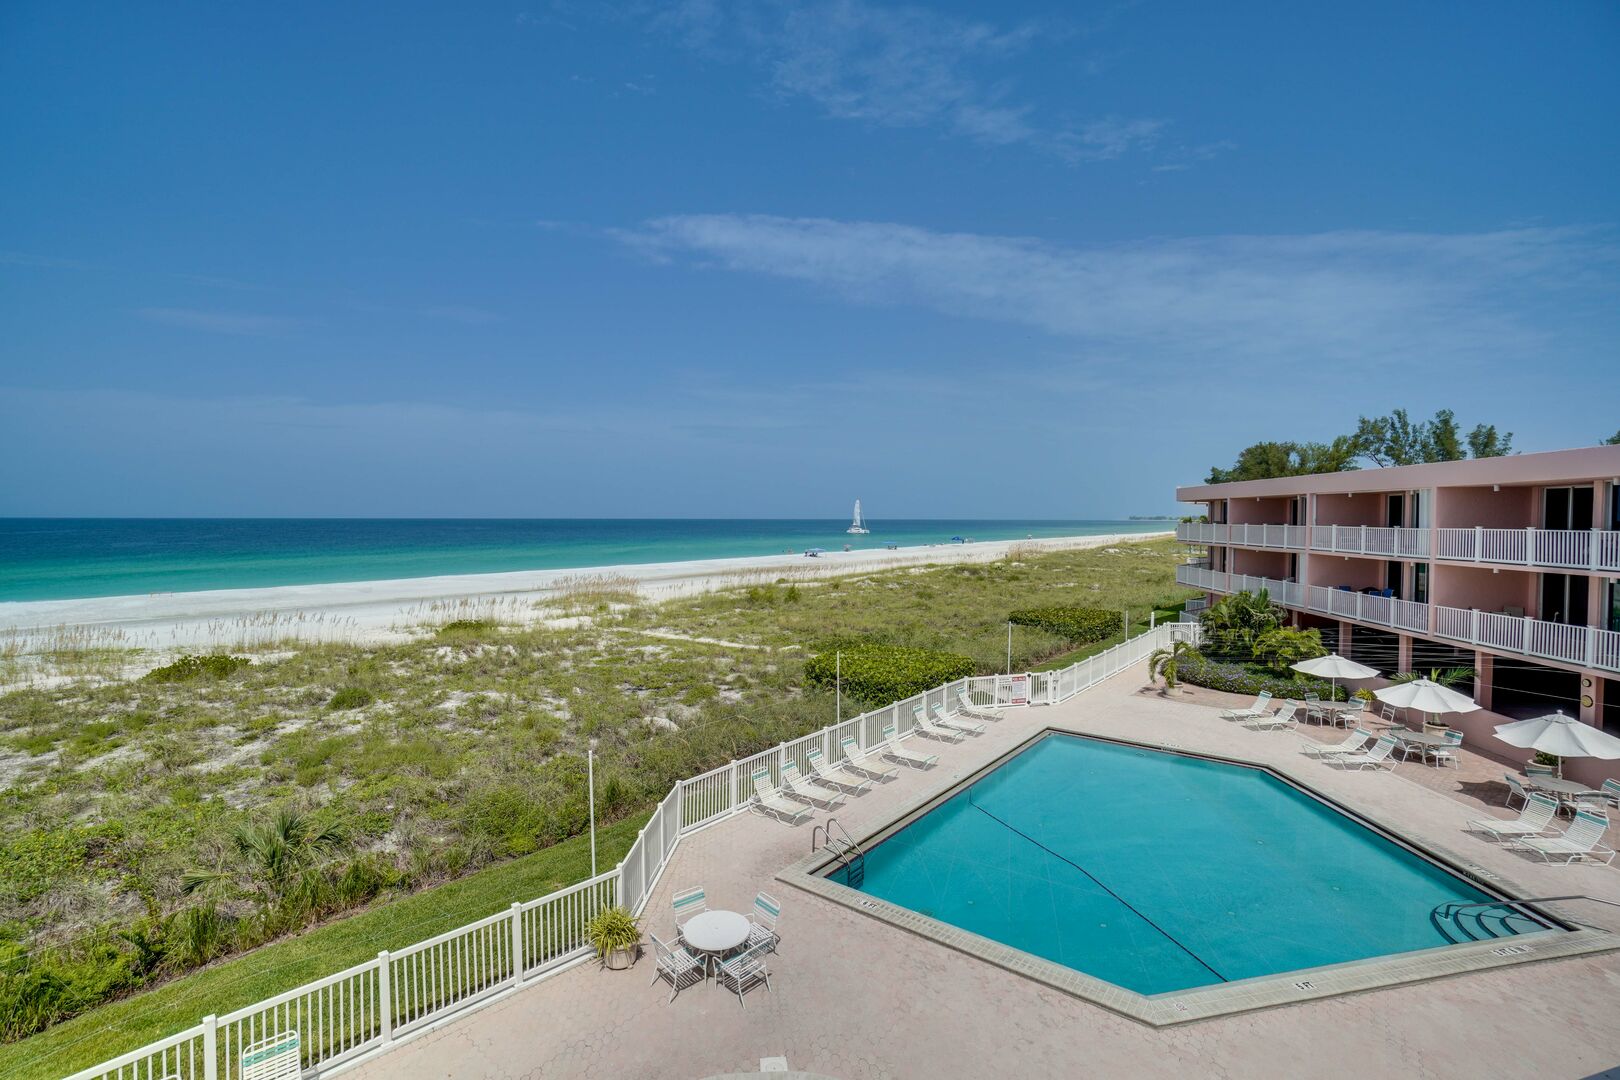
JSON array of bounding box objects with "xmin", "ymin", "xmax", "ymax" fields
[
  {"xmin": 142, "ymin": 654, "xmax": 250, "ymax": 683},
  {"xmin": 1176, "ymin": 652, "xmax": 1345, "ymax": 701},
  {"xmin": 436, "ymin": 620, "xmax": 494, "ymax": 637},
  {"xmin": 804, "ymin": 643, "xmax": 976, "ymax": 706},
  {"xmin": 328, "ymin": 687, "xmax": 375, "ymax": 710},
  {"xmin": 1007, "ymin": 607, "xmax": 1123, "ymax": 644}
]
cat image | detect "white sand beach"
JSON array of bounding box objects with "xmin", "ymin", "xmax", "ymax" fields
[{"xmin": 0, "ymin": 532, "xmax": 1171, "ymax": 655}]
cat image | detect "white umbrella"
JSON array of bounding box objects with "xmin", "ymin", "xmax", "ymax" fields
[
  {"xmin": 1493, "ymin": 711, "xmax": 1620, "ymax": 778},
  {"xmin": 1374, "ymin": 678, "xmax": 1480, "ymax": 729},
  {"xmin": 1290, "ymin": 654, "xmax": 1379, "ymax": 699}
]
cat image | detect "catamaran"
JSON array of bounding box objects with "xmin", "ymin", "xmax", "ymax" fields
[{"xmin": 846, "ymin": 499, "xmax": 870, "ymax": 534}]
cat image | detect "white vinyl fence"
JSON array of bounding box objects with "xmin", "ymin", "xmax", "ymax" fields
[{"xmin": 63, "ymin": 621, "xmax": 1194, "ymax": 1080}]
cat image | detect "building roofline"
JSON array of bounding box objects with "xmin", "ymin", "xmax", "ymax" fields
[{"xmin": 1176, "ymin": 445, "xmax": 1620, "ymax": 502}]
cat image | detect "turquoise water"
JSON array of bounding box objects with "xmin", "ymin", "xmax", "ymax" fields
[
  {"xmin": 0, "ymin": 519, "xmax": 1168, "ymax": 602},
  {"xmin": 836, "ymin": 734, "xmax": 1548, "ymax": 995}
]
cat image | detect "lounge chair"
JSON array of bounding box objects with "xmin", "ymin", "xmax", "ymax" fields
[
  {"xmin": 1508, "ymin": 810, "xmax": 1616, "ymax": 865},
  {"xmin": 779, "ymin": 759, "xmax": 845, "ymax": 809},
  {"xmin": 805, "ymin": 747, "xmax": 872, "ymax": 794},
  {"xmin": 879, "ymin": 722, "xmax": 937, "ymax": 768},
  {"xmin": 1324, "ymin": 735, "xmax": 1398, "ymax": 771},
  {"xmin": 909, "ymin": 704, "xmax": 964, "ymax": 743},
  {"xmin": 1300, "ymin": 727, "xmax": 1373, "ymax": 758},
  {"xmin": 1244, "ymin": 701, "xmax": 1299, "ymax": 731},
  {"xmin": 649, "ymin": 933, "xmax": 703, "ymax": 1003},
  {"xmin": 929, "ymin": 702, "xmax": 984, "ymax": 735},
  {"xmin": 839, "ymin": 734, "xmax": 898, "ymax": 780},
  {"xmin": 1466, "ymin": 793, "xmax": 1560, "ymax": 842},
  {"xmin": 716, "ymin": 941, "xmax": 772, "ymax": 1008},
  {"xmin": 672, "ymin": 886, "xmax": 707, "ymax": 931},
  {"xmin": 746, "ymin": 891, "xmax": 781, "ymax": 953},
  {"xmin": 1219, "ymin": 691, "xmax": 1272, "ymax": 721},
  {"xmin": 955, "ymin": 689, "xmax": 1004, "ymax": 722},
  {"xmin": 750, "ymin": 769, "xmax": 812, "ymax": 824}
]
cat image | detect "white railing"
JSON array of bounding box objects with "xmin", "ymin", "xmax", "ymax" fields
[
  {"xmin": 1176, "ymin": 521, "xmax": 1305, "ymax": 550},
  {"xmin": 64, "ymin": 623, "xmax": 1194, "ymax": 1080},
  {"xmin": 1178, "ymin": 565, "xmax": 1431, "ymax": 633},
  {"xmin": 1431, "ymin": 606, "xmax": 1620, "ymax": 675},
  {"xmin": 1309, "ymin": 524, "xmax": 1430, "ymax": 558},
  {"xmin": 1434, "ymin": 527, "xmax": 1620, "ymax": 572}
]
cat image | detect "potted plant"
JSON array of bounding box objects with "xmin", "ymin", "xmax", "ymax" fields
[
  {"xmin": 586, "ymin": 905, "xmax": 642, "ymax": 970},
  {"xmin": 1353, "ymin": 688, "xmax": 1375, "ymax": 703},
  {"xmin": 1388, "ymin": 667, "xmax": 1476, "ymax": 734}
]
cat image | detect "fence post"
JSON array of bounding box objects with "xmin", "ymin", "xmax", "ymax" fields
[
  {"xmin": 510, "ymin": 902, "xmax": 524, "ymax": 987},
  {"xmin": 377, "ymin": 952, "xmax": 393, "ymax": 1045},
  {"xmin": 202, "ymin": 1014, "xmax": 218, "ymax": 1080}
]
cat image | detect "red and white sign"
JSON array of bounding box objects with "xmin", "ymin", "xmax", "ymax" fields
[{"xmin": 1008, "ymin": 674, "xmax": 1030, "ymax": 706}]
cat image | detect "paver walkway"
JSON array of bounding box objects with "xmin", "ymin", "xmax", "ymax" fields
[{"xmin": 344, "ymin": 663, "xmax": 1620, "ymax": 1080}]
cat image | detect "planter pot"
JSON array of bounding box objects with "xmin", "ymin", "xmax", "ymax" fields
[{"xmin": 603, "ymin": 946, "xmax": 637, "ymax": 971}]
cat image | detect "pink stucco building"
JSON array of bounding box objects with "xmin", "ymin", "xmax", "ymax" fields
[{"xmin": 1175, "ymin": 445, "xmax": 1620, "ymax": 784}]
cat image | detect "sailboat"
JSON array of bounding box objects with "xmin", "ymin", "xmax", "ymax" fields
[{"xmin": 846, "ymin": 499, "xmax": 870, "ymax": 534}]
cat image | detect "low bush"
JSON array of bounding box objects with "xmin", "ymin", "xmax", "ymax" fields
[
  {"xmin": 1007, "ymin": 607, "xmax": 1123, "ymax": 644},
  {"xmin": 1176, "ymin": 652, "xmax": 1345, "ymax": 701},
  {"xmin": 804, "ymin": 643, "xmax": 976, "ymax": 707},
  {"xmin": 436, "ymin": 620, "xmax": 494, "ymax": 637},
  {"xmin": 328, "ymin": 687, "xmax": 375, "ymax": 710},
  {"xmin": 141, "ymin": 655, "xmax": 250, "ymax": 683}
]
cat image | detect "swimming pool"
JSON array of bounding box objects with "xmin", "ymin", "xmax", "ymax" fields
[{"xmin": 827, "ymin": 733, "xmax": 1552, "ymax": 996}]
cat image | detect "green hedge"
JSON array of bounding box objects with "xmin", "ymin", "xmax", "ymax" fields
[
  {"xmin": 804, "ymin": 644, "xmax": 976, "ymax": 707},
  {"xmin": 142, "ymin": 655, "xmax": 250, "ymax": 683},
  {"xmin": 1007, "ymin": 607, "xmax": 1123, "ymax": 643},
  {"xmin": 1176, "ymin": 653, "xmax": 1346, "ymax": 701}
]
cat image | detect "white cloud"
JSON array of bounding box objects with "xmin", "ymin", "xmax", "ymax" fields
[
  {"xmin": 620, "ymin": 214, "xmax": 1618, "ymax": 372},
  {"xmin": 134, "ymin": 307, "xmax": 296, "ymax": 335}
]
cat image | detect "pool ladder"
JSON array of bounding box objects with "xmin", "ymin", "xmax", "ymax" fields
[{"xmin": 813, "ymin": 818, "xmax": 866, "ymax": 888}]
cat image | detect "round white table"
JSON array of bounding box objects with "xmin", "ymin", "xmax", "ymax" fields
[{"xmin": 680, "ymin": 910, "xmax": 750, "ymax": 976}]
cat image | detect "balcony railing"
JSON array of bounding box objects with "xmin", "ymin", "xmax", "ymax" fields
[
  {"xmin": 1309, "ymin": 525, "xmax": 1430, "ymax": 558},
  {"xmin": 1176, "ymin": 563, "xmax": 1620, "ymax": 675},
  {"xmin": 1175, "ymin": 521, "xmax": 1305, "ymax": 549},
  {"xmin": 1434, "ymin": 527, "xmax": 1620, "ymax": 572}
]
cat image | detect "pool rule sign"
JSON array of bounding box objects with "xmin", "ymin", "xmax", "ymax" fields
[{"xmin": 1008, "ymin": 674, "xmax": 1029, "ymax": 706}]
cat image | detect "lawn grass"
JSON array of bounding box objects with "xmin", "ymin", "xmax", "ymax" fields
[
  {"xmin": 1030, "ymin": 604, "xmax": 1190, "ymax": 672},
  {"xmin": 0, "ymin": 814, "xmax": 647, "ymax": 1080}
]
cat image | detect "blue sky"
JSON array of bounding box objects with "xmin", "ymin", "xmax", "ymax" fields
[{"xmin": 2, "ymin": 0, "xmax": 1617, "ymax": 518}]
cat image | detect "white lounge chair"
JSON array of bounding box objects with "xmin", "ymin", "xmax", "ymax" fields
[
  {"xmin": 716, "ymin": 941, "xmax": 772, "ymax": 1008},
  {"xmin": 955, "ymin": 689, "xmax": 1004, "ymax": 722},
  {"xmin": 746, "ymin": 890, "xmax": 781, "ymax": 953},
  {"xmin": 780, "ymin": 759, "xmax": 845, "ymax": 809},
  {"xmin": 879, "ymin": 722, "xmax": 937, "ymax": 768},
  {"xmin": 648, "ymin": 933, "xmax": 703, "ymax": 1003},
  {"xmin": 1508, "ymin": 810, "xmax": 1616, "ymax": 865},
  {"xmin": 1466, "ymin": 793, "xmax": 1560, "ymax": 842},
  {"xmin": 750, "ymin": 769, "xmax": 812, "ymax": 824},
  {"xmin": 1244, "ymin": 701, "xmax": 1299, "ymax": 731},
  {"xmin": 1300, "ymin": 727, "xmax": 1373, "ymax": 758},
  {"xmin": 839, "ymin": 734, "xmax": 898, "ymax": 781},
  {"xmin": 1325, "ymin": 735, "xmax": 1398, "ymax": 771},
  {"xmin": 240, "ymin": 1032, "xmax": 300, "ymax": 1080},
  {"xmin": 805, "ymin": 747, "xmax": 872, "ymax": 794},
  {"xmin": 923, "ymin": 701, "xmax": 984, "ymax": 736},
  {"xmin": 1219, "ymin": 691, "xmax": 1272, "ymax": 721},
  {"xmin": 909, "ymin": 704, "xmax": 964, "ymax": 742}
]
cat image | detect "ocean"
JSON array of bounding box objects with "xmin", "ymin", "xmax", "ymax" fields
[{"xmin": 0, "ymin": 519, "xmax": 1169, "ymax": 602}]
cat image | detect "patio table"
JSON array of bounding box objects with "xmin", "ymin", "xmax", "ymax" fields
[
  {"xmin": 1312, "ymin": 702, "xmax": 1366, "ymax": 727},
  {"xmin": 680, "ymin": 910, "xmax": 750, "ymax": 979},
  {"xmin": 1523, "ymin": 775, "xmax": 1597, "ymax": 813},
  {"xmin": 1386, "ymin": 728, "xmax": 1453, "ymax": 764}
]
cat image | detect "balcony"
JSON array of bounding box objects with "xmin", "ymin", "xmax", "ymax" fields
[
  {"xmin": 1176, "ymin": 521, "xmax": 1305, "ymax": 549},
  {"xmin": 1309, "ymin": 525, "xmax": 1429, "ymax": 558},
  {"xmin": 1176, "ymin": 564, "xmax": 1620, "ymax": 674},
  {"xmin": 1435, "ymin": 527, "xmax": 1620, "ymax": 572}
]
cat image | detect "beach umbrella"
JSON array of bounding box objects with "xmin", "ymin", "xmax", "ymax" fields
[
  {"xmin": 1374, "ymin": 678, "xmax": 1480, "ymax": 729},
  {"xmin": 1290, "ymin": 653, "xmax": 1379, "ymax": 698},
  {"xmin": 1492, "ymin": 711, "xmax": 1620, "ymax": 778}
]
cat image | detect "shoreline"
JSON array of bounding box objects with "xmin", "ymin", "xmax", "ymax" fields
[{"xmin": 0, "ymin": 532, "xmax": 1172, "ymax": 652}]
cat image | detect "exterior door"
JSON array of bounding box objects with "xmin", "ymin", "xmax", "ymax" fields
[
  {"xmin": 1413, "ymin": 562, "xmax": 1429, "ymax": 604},
  {"xmin": 1540, "ymin": 572, "xmax": 1589, "ymax": 625},
  {"xmin": 1386, "ymin": 493, "xmax": 1405, "ymax": 528}
]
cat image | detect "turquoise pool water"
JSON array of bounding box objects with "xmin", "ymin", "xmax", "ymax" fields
[{"xmin": 834, "ymin": 734, "xmax": 1549, "ymax": 995}]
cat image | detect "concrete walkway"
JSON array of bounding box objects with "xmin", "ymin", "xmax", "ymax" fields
[{"xmin": 344, "ymin": 663, "xmax": 1620, "ymax": 1080}]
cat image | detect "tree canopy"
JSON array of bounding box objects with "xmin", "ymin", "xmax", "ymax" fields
[{"xmin": 1204, "ymin": 408, "xmax": 1514, "ymax": 484}]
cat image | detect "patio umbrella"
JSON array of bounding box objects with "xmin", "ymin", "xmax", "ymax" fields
[
  {"xmin": 1290, "ymin": 653, "xmax": 1379, "ymax": 699},
  {"xmin": 1374, "ymin": 678, "xmax": 1480, "ymax": 729},
  {"xmin": 1492, "ymin": 711, "xmax": 1620, "ymax": 778}
]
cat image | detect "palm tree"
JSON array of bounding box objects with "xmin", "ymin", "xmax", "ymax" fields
[
  {"xmin": 1148, "ymin": 640, "xmax": 1197, "ymax": 689},
  {"xmin": 184, "ymin": 810, "xmax": 346, "ymax": 911},
  {"xmin": 1199, "ymin": 589, "xmax": 1283, "ymax": 655},
  {"xmin": 1390, "ymin": 666, "xmax": 1475, "ymax": 689}
]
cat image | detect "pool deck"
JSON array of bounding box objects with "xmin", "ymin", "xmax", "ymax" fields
[{"xmin": 341, "ymin": 664, "xmax": 1620, "ymax": 1079}]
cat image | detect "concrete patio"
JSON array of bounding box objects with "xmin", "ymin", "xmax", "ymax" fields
[{"xmin": 341, "ymin": 663, "xmax": 1620, "ymax": 1080}]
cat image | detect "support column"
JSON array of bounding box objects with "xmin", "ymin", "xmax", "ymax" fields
[
  {"xmin": 1580, "ymin": 672, "xmax": 1602, "ymax": 726},
  {"xmin": 1338, "ymin": 621, "xmax": 1354, "ymax": 659},
  {"xmin": 1397, "ymin": 634, "xmax": 1413, "ymax": 675},
  {"xmin": 1474, "ymin": 652, "xmax": 1494, "ymax": 711}
]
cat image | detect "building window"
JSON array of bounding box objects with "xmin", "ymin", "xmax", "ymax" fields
[{"xmin": 1413, "ymin": 562, "xmax": 1429, "ymax": 604}]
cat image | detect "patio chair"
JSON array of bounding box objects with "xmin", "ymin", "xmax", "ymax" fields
[
  {"xmin": 839, "ymin": 734, "xmax": 898, "ymax": 781},
  {"xmin": 805, "ymin": 747, "xmax": 872, "ymax": 794},
  {"xmin": 1573, "ymin": 777, "xmax": 1620, "ymax": 813},
  {"xmin": 929, "ymin": 701, "xmax": 985, "ymax": 735},
  {"xmin": 1502, "ymin": 774, "xmax": 1530, "ymax": 810},
  {"xmin": 716, "ymin": 941, "xmax": 773, "ymax": 1008},
  {"xmin": 1424, "ymin": 729, "xmax": 1465, "ymax": 769},
  {"xmin": 909, "ymin": 704, "xmax": 964, "ymax": 743},
  {"xmin": 956, "ymin": 688, "xmax": 1004, "ymax": 722},
  {"xmin": 1300, "ymin": 727, "xmax": 1373, "ymax": 758},
  {"xmin": 1243, "ymin": 702, "xmax": 1299, "ymax": 731},
  {"xmin": 1507, "ymin": 810, "xmax": 1616, "ymax": 866},
  {"xmin": 1219, "ymin": 691, "xmax": 1272, "ymax": 721},
  {"xmin": 1525, "ymin": 762, "xmax": 1555, "ymax": 778},
  {"xmin": 879, "ymin": 722, "xmax": 938, "ymax": 768},
  {"xmin": 750, "ymin": 768, "xmax": 813, "ymax": 824},
  {"xmin": 779, "ymin": 759, "xmax": 845, "ymax": 809},
  {"xmin": 1324, "ymin": 735, "xmax": 1399, "ymax": 771},
  {"xmin": 672, "ymin": 886, "xmax": 707, "ymax": 931},
  {"xmin": 1466, "ymin": 793, "xmax": 1560, "ymax": 842},
  {"xmin": 240, "ymin": 1032, "xmax": 300, "ymax": 1080},
  {"xmin": 1379, "ymin": 703, "xmax": 1399, "ymax": 724},
  {"xmin": 648, "ymin": 933, "xmax": 704, "ymax": 1003},
  {"xmin": 746, "ymin": 891, "xmax": 781, "ymax": 953},
  {"xmin": 1302, "ymin": 692, "xmax": 1323, "ymax": 723}
]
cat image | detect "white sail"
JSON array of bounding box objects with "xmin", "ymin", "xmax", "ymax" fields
[{"xmin": 847, "ymin": 499, "xmax": 869, "ymax": 534}]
